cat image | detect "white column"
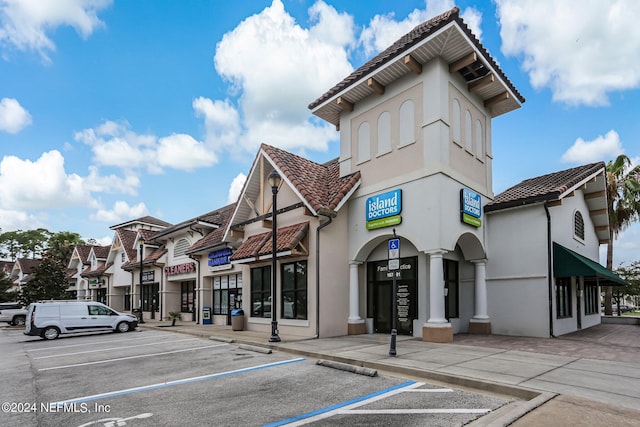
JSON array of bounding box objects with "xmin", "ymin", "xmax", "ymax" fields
[
  {"xmin": 472, "ymin": 260, "xmax": 489, "ymax": 320},
  {"xmin": 427, "ymin": 251, "xmax": 448, "ymax": 324},
  {"xmin": 348, "ymin": 261, "xmax": 362, "ymax": 323}
]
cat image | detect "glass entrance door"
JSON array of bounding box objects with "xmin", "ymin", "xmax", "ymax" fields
[{"xmin": 373, "ymin": 280, "xmax": 416, "ymax": 335}]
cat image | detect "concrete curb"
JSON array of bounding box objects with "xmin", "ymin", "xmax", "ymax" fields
[
  {"xmin": 316, "ymin": 359, "xmax": 377, "ymax": 377},
  {"xmin": 238, "ymin": 344, "xmax": 272, "ymax": 354},
  {"xmin": 209, "ymin": 335, "xmax": 234, "ymax": 343}
]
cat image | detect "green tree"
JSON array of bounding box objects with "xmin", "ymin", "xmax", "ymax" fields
[
  {"xmin": 604, "ymin": 155, "xmax": 640, "ymax": 315},
  {"xmin": 0, "ymin": 269, "xmax": 17, "ymax": 303},
  {"xmin": 47, "ymin": 231, "xmax": 84, "ymax": 266},
  {"xmin": 18, "ymin": 255, "xmax": 69, "ymax": 305},
  {"xmin": 613, "ymin": 262, "xmax": 640, "ymax": 315}
]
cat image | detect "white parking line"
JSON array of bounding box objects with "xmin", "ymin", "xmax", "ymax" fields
[
  {"xmin": 38, "ymin": 344, "xmax": 227, "ymax": 371},
  {"xmin": 26, "ymin": 333, "xmax": 169, "ymax": 352},
  {"xmin": 341, "ymin": 409, "xmax": 492, "ymax": 414},
  {"xmin": 32, "ymin": 338, "xmax": 200, "ymax": 359},
  {"xmin": 49, "ymin": 358, "xmax": 306, "ymax": 408}
]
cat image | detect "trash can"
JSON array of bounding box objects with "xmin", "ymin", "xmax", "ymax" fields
[
  {"xmin": 202, "ymin": 306, "xmax": 212, "ymax": 325},
  {"xmin": 231, "ymin": 308, "xmax": 244, "ymax": 331}
]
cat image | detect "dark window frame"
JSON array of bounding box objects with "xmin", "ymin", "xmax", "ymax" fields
[
  {"xmin": 180, "ymin": 281, "xmax": 195, "ymax": 313},
  {"xmin": 574, "ymin": 211, "xmax": 585, "ymax": 241},
  {"xmin": 250, "ymin": 266, "xmax": 271, "ymax": 318},
  {"xmin": 584, "ymin": 278, "xmax": 599, "ymax": 315},
  {"xmin": 281, "ymin": 260, "xmax": 307, "ymax": 320},
  {"xmin": 212, "ymin": 274, "xmax": 242, "ymax": 315},
  {"xmin": 556, "ymin": 277, "xmax": 572, "ymax": 318}
]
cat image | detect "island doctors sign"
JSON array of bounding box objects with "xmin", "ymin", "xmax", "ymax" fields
[
  {"xmin": 366, "ymin": 189, "xmax": 402, "ymax": 230},
  {"xmin": 460, "ymin": 188, "xmax": 482, "ymax": 227}
]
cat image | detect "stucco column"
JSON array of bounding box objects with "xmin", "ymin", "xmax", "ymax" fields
[
  {"xmin": 469, "ymin": 259, "xmax": 491, "ymax": 334},
  {"xmin": 427, "ymin": 251, "xmax": 447, "ymax": 324},
  {"xmin": 348, "ymin": 261, "xmax": 366, "ymax": 335},
  {"xmin": 423, "ymin": 250, "xmax": 452, "ymax": 343}
]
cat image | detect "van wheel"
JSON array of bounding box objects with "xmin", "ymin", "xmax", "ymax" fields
[
  {"xmin": 41, "ymin": 327, "xmax": 60, "ymax": 340},
  {"xmin": 13, "ymin": 315, "xmax": 26, "ymax": 326},
  {"xmin": 116, "ymin": 321, "xmax": 130, "ymax": 333}
]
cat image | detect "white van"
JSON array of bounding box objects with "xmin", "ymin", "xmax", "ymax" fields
[{"xmin": 24, "ymin": 301, "xmax": 139, "ymax": 340}]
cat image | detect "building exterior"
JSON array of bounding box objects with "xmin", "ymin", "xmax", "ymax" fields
[{"xmin": 81, "ymin": 7, "xmax": 625, "ymax": 342}]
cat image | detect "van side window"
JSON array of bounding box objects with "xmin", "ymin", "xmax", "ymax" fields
[{"xmin": 89, "ymin": 305, "xmax": 113, "ymax": 316}]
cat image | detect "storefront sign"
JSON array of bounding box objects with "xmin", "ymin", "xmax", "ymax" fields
[
  {"xmin": 365, "ymin": 189, "xmax": 402, "ymax": 230},
  {"xmin": 164, "ymin": 262, "xmax": 195, "ymax": 276},
  {"xmin": 373, "ymin": 258, "xmax": 416, "ymax": 281},
  {"xmin": 208, "ymin": 248, "xmax": 233, "ymax": 267},
  {"xmin": 460, "ymin": 188, "xmax": 482, "ymax": 227},
  {"xmin": 142, "ymin": 271, "xmax": 154, "ymax": 283}
]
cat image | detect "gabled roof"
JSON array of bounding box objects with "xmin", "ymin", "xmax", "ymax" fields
[
  {"xmin": 186, "ymin": 204, "xmax": 236, "ymax": 254},
  {"xmin": 230, "ymin": 222, "xmax": 309, "ymax": 263},
  {"xmin": 74, "ymin": 245, "xmax": 93, "ymax": 264},
  {"xmin": 109, "ymin": 215, "xmax": 172, "ymax": 230},
  {"xmin": 81, "ymin": 261, "xmax": 113, "ymax": 278},
  {"xmin": 309, "ymin": 7, "xmax": 524, "ymax": 126},
  {"xmin": 122, "ymin": 247, "xmax": 167, "ymax": 271},
  {"xmin": 152, "ymin": 205, "xmax": 233, "ymax": 241},
  {"xmin": 486, "ymin": 162, "xmax": 610, "ymax": 243},
  {"xmin": 92, "ymin": 245, "xmax": 110, "ymax": 259},
  {"xmin": 114, "ymin": 229, "xmax": 138, "ymax": 264},
  {"xmin": 228, "ymin": 144, "xmax": 360, "ymax": 231}
]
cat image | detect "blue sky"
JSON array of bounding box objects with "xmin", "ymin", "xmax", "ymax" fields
[{"xmin": 1, "ymin": 0, "xmax": 639, "ymax": 266}]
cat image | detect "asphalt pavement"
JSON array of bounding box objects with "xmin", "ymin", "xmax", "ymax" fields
[{"xmin": 138, "ymin": 319, "xmax": 640, "ymax": 426}]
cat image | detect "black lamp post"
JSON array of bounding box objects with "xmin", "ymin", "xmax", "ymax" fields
[
  {"xmin": 138, "ymin": 237, "xmax": 145, "ymax": 324},
  {"xmin": 268, "ymin": 169, "xmax": 281, "ymax": 342}
]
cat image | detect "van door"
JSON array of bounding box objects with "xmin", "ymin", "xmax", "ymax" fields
[
  {"xmin": 60, "ymin": 304, "xmax": 92, "ymax": 331},
  {"xmin": 88, "ymin": 304, "xmax": 117, "ymax": 329}
]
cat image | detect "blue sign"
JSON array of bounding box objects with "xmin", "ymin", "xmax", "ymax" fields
[
  {"xmin": 208, "ymin": 248, "xmax": 233, "ymax": 267},
  {"xmin": 388, "ymin": 239, "xmax": 400, "ymax": 251},
  {"xmin": 366, "ymin": 189, "xmax": 402, "ymax": 222},
  {"xmin": 460, "ymin": 188, "xmax": 482, "ymax": 227}
]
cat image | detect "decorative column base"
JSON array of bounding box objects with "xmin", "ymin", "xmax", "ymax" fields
[
  {"xmin": 348, "ymin": 320, "xmax": 367, "ymax": 335},
  {"xmin": 422, "ymin": 323, "xmax": 453, "ymax": 343},
  {"xmin": 468, "ymin": 319, "xmax": 491, "ymax": 335}
]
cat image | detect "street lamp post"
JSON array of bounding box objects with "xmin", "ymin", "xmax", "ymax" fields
[
  {"xmin": 268, "ymin": 169, "xmax": 281, "ymax": 343},
  {"xmin": 138, "ymin": 238, "xmax": 145, "ymax": 324}
]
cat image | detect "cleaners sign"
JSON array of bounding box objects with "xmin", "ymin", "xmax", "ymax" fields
[
  {"xmin": 460, "ymin": 188, "xmax": 482, "ymax": 227},
  {"xmin": 366, "ymin": 189, "xmax": 402, "ymax": 230}
]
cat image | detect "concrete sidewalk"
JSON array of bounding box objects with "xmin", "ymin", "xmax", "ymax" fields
[{"xmin": 139, "ymin": 320, "xmax": 640, "ymax": 426}]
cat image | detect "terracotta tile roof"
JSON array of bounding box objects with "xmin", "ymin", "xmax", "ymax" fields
[
  {"xmin": 65, "ymin": 268, "xmax": 77, "ymax": 280},
  {"xmin": 75, "ymin": 245, "xmax": 93, "ymax": 264},
  {"xmin": 230, "ymin": 222, "xmax": 309, "ymax": 262},
  {"xmin": 308, "ymin": 7, "xmax": 524, "ymax": 111},
  {"xmin": 93, "ymin": 245, "xmax": 110, "ymax": 259},
  {"xmin": 81, "ymin": 261, "xmax": 113, "ymax": 278},
  {"xmin": 485, "ymin": 162, "xmax": 606, "ymax": 212},
  {"xmin": 186, "ymin": 204, "xmax": 236, "ymax": 254},
  {"xmin": 116, "ymin": 229, "xmax": 138, "ymax": 263},
  {"xmin": 16, "ymin": 258, "xmax": 41, "ymax": 274},
  {"xmin": 262, "ymin": 144, "xmax": 360, "ymax": 213},
  {"xmin": 122, "ymin": 248, "xmax": 167, "ymax": 271}
]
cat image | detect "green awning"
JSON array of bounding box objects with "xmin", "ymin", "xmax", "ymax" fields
[{"xmin": 553, "ymin": 242, "xmax": 628, "ymax": 286}]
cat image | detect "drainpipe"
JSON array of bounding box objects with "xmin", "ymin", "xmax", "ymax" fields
[
  {"xmin": 545, "ymin": 203, "xmax": 555, "ymax": 338},
  {"xmin": 315, "ymin": 208, "xmax": 337, "ymax": 339}
]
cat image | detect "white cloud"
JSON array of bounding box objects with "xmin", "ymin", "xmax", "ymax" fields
[
  {"xmin": 0, "ymin": 0, "xmax": 112, "ymax": 62},
  {"xmin": 210, "ymin": 0, "xmax": 351, "ymax": 154},
  {"xmin": 157, "ymin": 134, "xmax": 217, "ymax": 171},
  {"xmin": 192, "ymin": 97, "xmax": 240, "ymax": 156},
  {"xmin": 0, "ymin": 150, "xmax": 94, "ymax": 210},
  {"xmin": 561, "ymin": 130, "xmax": 624, "ymax": 163},
  {"xmin": 359, "ymin": 1, "xmax": 482, "ymax": 56},
  {"xmin": 496, "ymin": 0, "xmax": 640, "ymax": 106},
  {"xmin": 0, "ymin": 208, "xmax": 46, "ymax": 232},
  {"xmin": 90, "ymin": 200, "xmax": 148, "ymax": 223},
  {"xmin": 0, "ymin": 98, "xmax": 32, "ymax": 133},
  {"xmin": 227, "ymin": 173, "xmax": 246, "ymax": 205}
]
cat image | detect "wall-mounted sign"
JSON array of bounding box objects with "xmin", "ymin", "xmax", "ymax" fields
[
  {"xmin": 164, "ymin": 262, "xmax": 196, "ymax": 276},
  {"xmin": 208, "ymin": 248, "xmax": 232, "ymax": 267},
  {"xmin": 142, "ymin": 271, "xmax": 154, "ymax": 283},
  {"xmin": 460, "ymin": 188, "xmax": 482, "ymax": 227},
  {"xmin": 366, "ymin": 189, "xmax": 402, "ymax": 230}
]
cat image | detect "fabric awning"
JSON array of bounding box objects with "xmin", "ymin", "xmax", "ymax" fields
[{"xmin": 553, "ymin": 242, "xmax": 628, "ymax": 286}]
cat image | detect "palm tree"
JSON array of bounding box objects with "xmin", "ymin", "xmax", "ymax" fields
[{"xmin": 604, "ymin": 155, "xmax": 640, "ymax": 314}]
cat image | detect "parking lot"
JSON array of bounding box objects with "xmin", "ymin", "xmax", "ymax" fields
[{"xmin": 0, "ymin": 326, "xmax": 511, "ymax": 427}]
